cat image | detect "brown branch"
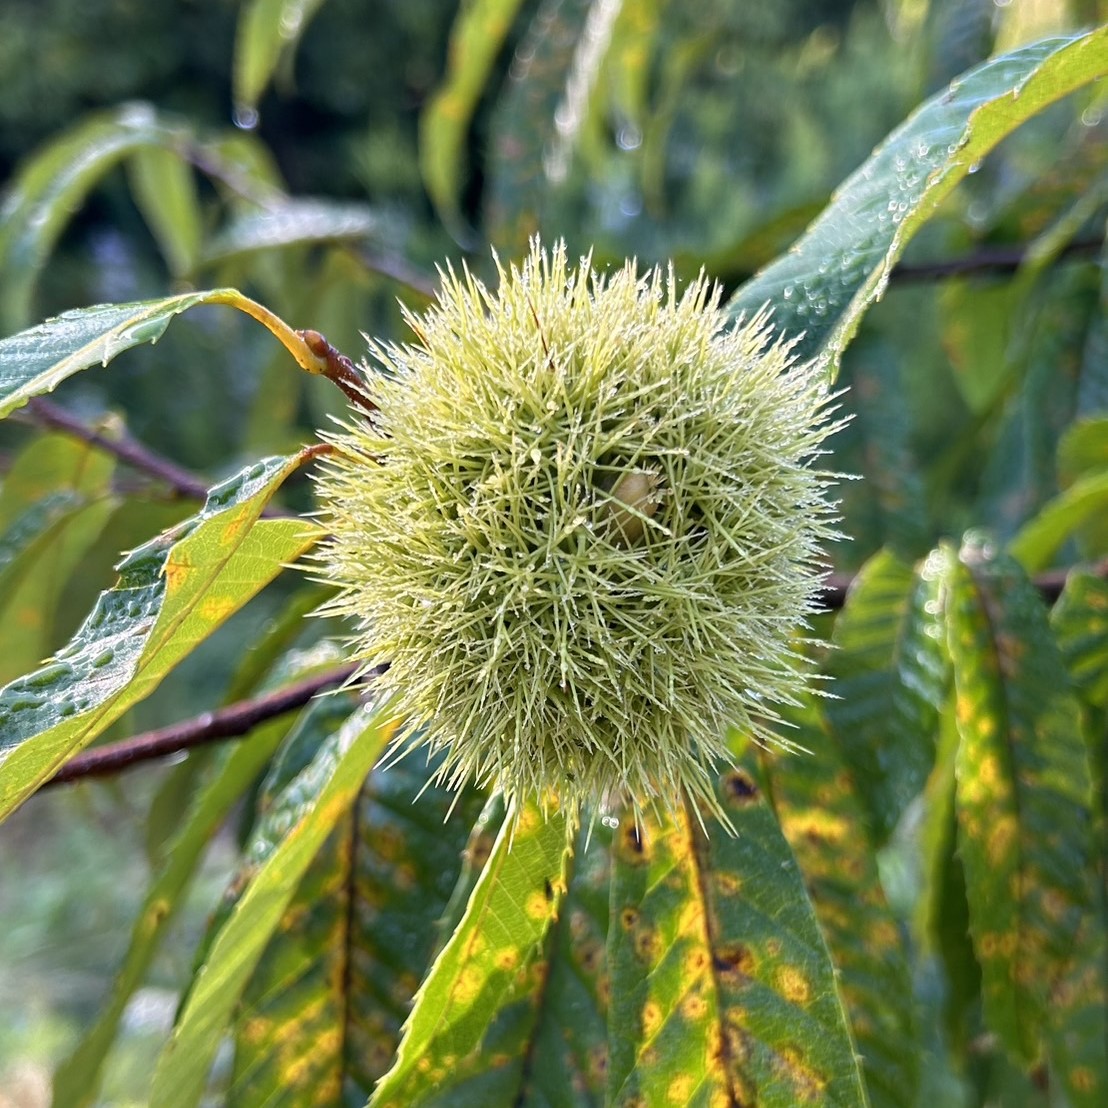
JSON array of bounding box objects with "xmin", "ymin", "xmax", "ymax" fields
[
  {"xmin": 889, "ymin": 236, "xmax": 1101, "ymax": 283},
  {"xmin": 43, "ymin": 663, "xmax": 359, "ymax": 788},
  {"xmin": 21, "ymin": 397, "xmax": 296, "ymax": 517}
]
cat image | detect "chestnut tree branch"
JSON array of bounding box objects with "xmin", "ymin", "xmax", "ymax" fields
[{"xmin": 44, "ymin": 663, "xmax": 359, "ymax": 789}]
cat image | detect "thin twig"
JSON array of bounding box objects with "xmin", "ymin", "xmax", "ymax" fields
[
  {"xmin": 43, "ymin": 663, "xmax": 360, "ymax": 788},
  {"xmin": 890, "ymin": 236, "xmax": 1101, "ymax": 283}
]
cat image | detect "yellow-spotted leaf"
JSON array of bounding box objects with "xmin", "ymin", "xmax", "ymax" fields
[
  {"xmin": 0, "ymin": 451, "xmax": 324, "ymax": 820},
  {"xmin": 369, "ymin": 803, "xmax": 571, "ymax": 1107},
  {"xmin": 224, "ymin": 752, "xmax": 485, "ymax": 1101},
  {"xmin": 726, "ymin": 27, "xmax": 1108, "ymax": 378},
  {"xmin": 1052, "ymin": 571, "xmax": 1108, "ymax": 709},
  {"xmin": 607, "ymin": 772, "xmax": 867, "ymax": 1107},
  {"xmin": 766, "ymin": 703, "xmax": 918, "ymax": 1108},
  {"xmin": 150, "ymin": 702, "xmax": 395, "ymax": 1108},
  {"xmin": 943, "ymin": 543, "xmax": 1105, "ymax": 1098},
  {"xmin": 824, "ymin": 547, "xmax": 946, "ymax": 844}
]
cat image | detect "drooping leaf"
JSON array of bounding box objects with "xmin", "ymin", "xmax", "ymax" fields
[
  {"xmin": 50, "ymin": 680, "xmax": 319, "ymax": 1108},
  {"xmin": 202, "ymin": 199, "xmax": 380, "ymax": 266},
  {"xmin": 127, "ymin": 146, "xmax": 204, "ymax": 278},
  {"xmin": 0, "ymin": 451, "xmax": 324, "ymax": 820},
  {"xmin": 0, "ymin": 105, "xmax": 199, "ymax": 329},
  {"xmin": 766, "ymin": 704, "xmax": 919, "ymax": 1108},
  {"xmin": 607, "ymin": 767, "xmax": 868, "ymax": 1107},
  {"xmin": 149, "ymin": 702, "xmax": 395, "ymax": 1108},
  {"xmin": 943, "ymin": 544, "xmax": 1106, "ymax": 1097},
  {"xmin": 1008, "ymin": 470, "xmax": 1108, "ymax": 572},
  {"xmin": 233, "ymin": 0, "xmax": 330, "ymax": 118},
  {"xmin": 226, "ymin": 751, "xmax": 484, "ymax": 1103},
  {"xmin": 726, "ymin": 27, "xmax": 1108, "ymax": 377},
  {"xmin": 420, "ymin": 0, "xmax": 527, "ymax": 236},
  {"xmin": 369, "ymin": 803, "xmax": 571, "ymax": 1107},
  {"xmin": 823, "ymin": 547, "xmax": 946, "ymax": 844},
  {"xmin": 0, "ymin": 434, "xmax": 117, "ymax": 684},
  {"xmin": 0, "ymin": 288, "xmax": 333, "ymax": 419}
]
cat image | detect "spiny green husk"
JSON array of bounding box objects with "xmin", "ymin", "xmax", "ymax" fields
[{"xmin": 312, "ymin": 239, "xmax": 841, "ymax": 827}]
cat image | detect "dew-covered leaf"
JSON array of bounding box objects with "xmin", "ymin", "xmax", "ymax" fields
[
  {"xmin": 369, "ymin": 803, "xmax": 571, "ymax": 1107},
  {"xmin": 150, "ymin": 702, "xmax": 394, "ymax": 1108},
  {"xmin": 202, "ymin": 198, "xmax": 379, "ymax": 266},
  {"xmin": 420, "ymin": 0, "xmax": 527, "ymax": 236},
  {"xmin": 0, "ymin": 287, "xmax": 329, "ymax": 419},
  {"xmin": 726, "ymin": 27, "xmax": 1108, "ymax": 377},
  {"xmin": 607, "ymin": 767, "xmax": 867, "ymax": 1107},
  {"xmin": 233, "ymin": 0, "xmax": 330, "ymax": 117},
  {"xmin": 943, "ymin": 545, "xmax": 1106, "ymax": 1094},
  {"xmin": 0, "ymin": 451, "xmax": 324, "ymax": 820},
  {"xmin": 0, "ymin": 105, "xmax": 197, "ymax": 329},
  {"xmin": 767, "ymin": 704, "xmax": 918, "ymax": 1108},
  {"xmin": 823, "ymin": 547, "xmax": 946, "ymax": 844}
]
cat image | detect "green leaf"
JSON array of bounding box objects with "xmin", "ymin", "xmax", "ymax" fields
[
  {"xmin": 150, "ymin": 701, "xmax": 395, "ymax": 1108},
  {"xmin": 1052, "ymin": 571, "xmax": 1108, "ymax": 709},
  {"xmin": 726, "ymin": 28, "xmax": 1108, "ymax": 377},
  {"xmin": 233, "ymin": 0, "xmax": 330, "ymax": 118},
  {"xmin": 767, "ymin": 705, "xmax": 918, "ymax": 1108},
  {"xmin": 1008, "ymin": 469, "xmax": 1108, "ymax": 572},
  {"xmin": 420, "ymin": 0, "xmax": 527, "ymax": 236},
  {"xmin": 227, "ymin": 753, "xmax": 484, "ymax": 1102},
  {"xmin": 0, "ymin": 287, "xmax": 330, "ymax": 419},
  {"xmin": 50, "ymin": 686, "xmax": 311, "ymax": 1108},
  {"xmin": 369, "ymin": 803, "xmax": 571, "ymax": 1107},
  {"xmin": 127, "ymin": 146, "xmax": 203, "ymax": 277},
  {"xmin": 607, "ymin": 770, "xmax": 868, "ymax": 1107},
  {"xmin": 938, "ymin": 277, "xmax": 1016, "ymax": 415},
  {"xmin": 0, "ymin": 105, "xmax": 196, "ymax": 329},
  {"xmin": 0, "ymin": 451, "xmax": 324, "ymax": 820},
  {"xmin": 202, "ymin": 198, "xmax": 380, "ymax": 266},
  {"xmin": 943, "ymin": 543, "xmax": 1105, "ymax": 1092},
  {"xmin": 823, "ymin": 547, "xmax": 946, "ymax": 844},
  {"xmin": 1058, "ymin": 417, "xmax": 1108, "ymax": 489}
]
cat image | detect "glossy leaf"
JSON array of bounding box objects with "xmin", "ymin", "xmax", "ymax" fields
[
  {"xmin": 944, "ymin": 545, "xmax": 1106, "ymax": 1095},
  {"xmin": 420, "ymin": 0, "xmax": 527, "ymax": 236},
  {"xmin": 233, "ymin": 0, "xmax": 330, "ymax": 117},
  {"xmin": 607, "ymin": 770, "xmax": 867, "ymax": 1107},
  {"xmin": 726, "ymin": 27, "xmax": 1108, "ymax": 376},
  {"xmin": 1008, "ymin": 470, "xmax": 1108, "ymax": 572},
  {"xmin": 0, "ymin": 105, "xmax": 196, "ymax": 329},
  {"xmin": 150, "ymin": 702, "xmax": 395, "ymax": 1107},
  {"xmin": 51, "ymin": 691, "xmax": 309, "ymax": 1108},
  {"xmin": 202, "ymin": 198, "xmax": 379, "ymax": 266},
  {"xmin": 823, "ymin": 547, "xmax": 946, "ymax": 843},
  {"xmin": 0, "ymin": 451, "xmax": 324, "ymax": 820},
  {"xmin": 369, "ymin": 803, "xmax": 571, "ymax": 1107},
  {"xmin": 127, "ymin": 145, "xmax": 203, "ymax": 277},
  {"xmin": 0, "ymin": 288, "xmax": 332, "ymax": 419},
  {"xmin": 226, "ymin": 751, "xmax": 484, "ymax": 1102},
  {"xmin": 766, "ymin": 705, "xmax": 918, "ymax": 1108}
]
